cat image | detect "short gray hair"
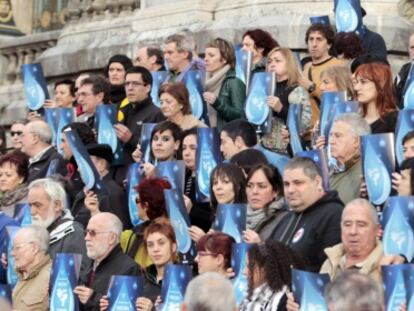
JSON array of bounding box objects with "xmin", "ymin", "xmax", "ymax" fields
[
  {"xmin": 26, "ymin": 119, "xmax": 53, "ymax": 144},
  {"xmin": 183, "ymin": 272, "xmax": 236, "ymax": 311},
  {"xmin": 164, "ymin": 33, "xmax": 193, "ymax": 60},
  {"xmin": 29, "ymin": 178, "xmax": 68, "ymax": 212},
  {"xmin": 325, "ymin": 271, "xmax": 383, "ymax": 311},
  {"xmin": 18, "ymin": 225, "xmax": 50, "ymax": 252},
  {"xmin": 342, "ymin": 198, "xmax": 378, "ymax": 225},
  {"xmin": 101, "ymin": 212, "xmax": 123, "ymax": 238},
  {"xmin": 334, "ymin": 113, "xmax": 371, "ymax": 138}
]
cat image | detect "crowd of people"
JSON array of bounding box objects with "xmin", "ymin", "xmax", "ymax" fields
[{"xmin": 0, "ymin": 10, "xmax": 413, "ymax": 311}]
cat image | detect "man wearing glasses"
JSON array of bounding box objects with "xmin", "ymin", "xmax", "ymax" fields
[{"xmin": 74, "ymin": 212, "xmax": 140, "ymax": 310}]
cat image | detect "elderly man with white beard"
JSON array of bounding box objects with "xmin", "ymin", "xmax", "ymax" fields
[{"xmin": 28, "ymin": 178, "xmax": 89, "ymax": 271}]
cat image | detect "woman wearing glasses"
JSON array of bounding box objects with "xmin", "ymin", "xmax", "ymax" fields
[{"xmin": 0, "ymin": 151, "xmax": 29, "ymax": 217}]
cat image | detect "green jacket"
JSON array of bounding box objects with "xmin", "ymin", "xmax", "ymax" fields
[{"xmin": 212, "ymin": 69, "xmax": 246, "ymax": 131}]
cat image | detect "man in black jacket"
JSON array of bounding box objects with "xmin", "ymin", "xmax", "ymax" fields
[
  {"xmin": 271, "ymin": 156, "xmax": 343, "ymax": 272},
  {"xmin": 74, "ymin": 213, "xmax": 140, "ymax": 310},
  {"xmin": 21, "ymin": 119, "xmax": 66, "ymax": 183}
]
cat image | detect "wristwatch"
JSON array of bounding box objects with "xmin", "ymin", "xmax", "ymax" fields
[{"xmin": 308, "ymin": 83, "xmax": 316, "ymax": 93}]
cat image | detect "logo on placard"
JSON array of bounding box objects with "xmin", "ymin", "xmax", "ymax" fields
[{"xmin": 292, "ymin": 228, "xmax": 304, "ymax": 243}]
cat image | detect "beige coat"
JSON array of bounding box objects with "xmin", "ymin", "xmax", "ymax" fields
[
  {"xmin": 320, "ymin": 241, "xmax": 384, "ymax": 283},
  {"xmin": 12, "ymin": 255, "xmax": 52, "ymax": 311}
]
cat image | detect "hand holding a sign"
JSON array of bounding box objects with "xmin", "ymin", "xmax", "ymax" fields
[
  {"xmin": 43, "ymin": 99, "xmax": 58, "ymax": 108},
  {"xmin": 84, "ymin": 190, "xmax": 100, "ymax": 216},
  {"xmin": 74, "ymin": 285, "xmax": 94, "ymax": 304},
  {"xmin": 135, "ymin": 297, "xmax": 154, "ymax": 311},
  {"xmin": 286, "ymin": 292, "xmax": 300, "ymax": 311},
  {"xmin": 188, "ymin": 225, "xmax": 206, "ymax": 243},
  {"xmin": 267, "ymin": 96, "xmax": 283, "ymax": 113},
  {"xmin": 313, "ymin": 135, "xmax": 326, "ymax": 150},
  {"xmin": 99, "ymin": 295, "xmax": 108, "ymax": 311},
  {"xmin": 114, "ymin": 123, "xmax": 133, "ymax": 143},
  {"xmin": 203, "ymin": 91, "xmax": 217, "ymax": 105},
  {"xmin": 243, "ymin": 229, "xmax": 262, "ymax": 244},
  {"xmin": 132, "ymin": 144, "xmax": 143, "ymax": 163}
]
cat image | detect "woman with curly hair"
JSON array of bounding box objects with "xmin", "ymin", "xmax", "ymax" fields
[
  {"xmin": 353, "ymin": 62, "xmax": 398, "ymax": 134},
  {"xmin": 120, "ymin": 177, "xmax": 171, "ymax": 268},
  {"xmin": 239, "ymin": 241, "xmax": 306, "ymax": 311}
]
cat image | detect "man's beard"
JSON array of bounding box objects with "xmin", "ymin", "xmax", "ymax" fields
[{"xmin": 31, "ymin": 206, "xmax": 57, "ymax": 229}]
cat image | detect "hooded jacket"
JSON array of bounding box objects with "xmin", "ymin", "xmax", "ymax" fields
[{"xmin": 270, "ymin": 190, "xmax": 343, "ymax": 272}]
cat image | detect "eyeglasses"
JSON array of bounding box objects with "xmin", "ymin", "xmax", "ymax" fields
[
  {"xmin": 84, "ymin": 229, "xmax": 113, "ymax": 238},
  {"xmin": 77, "ymin": 92, "xmax": 94, "ymax": 98},
  {"xmin": 12, "ymin": 242, "xmax": 34, "ymax": 252},
  {"xmin": 125, "ymin": 81, "xmax": 146, "ymax": 87},
  {"xmin": 197, "ymin": 251, "xmax": 218, "ymax": 257},
  {"xmin": 10, "ymin": 131, "xmax": 23, "ymax": 136}
]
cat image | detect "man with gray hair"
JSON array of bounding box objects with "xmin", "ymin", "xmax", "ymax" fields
[
  {"xmin": 324, "ymin": 271, "xmax": 383, "ymax": 311},
  {"xmin": 28, "ymin": 178, "xmax": 89, "ymax": 270},
  {"xmin": 20, "ymin": 119, "xmax": 66, "ymax": 183},
  {"xmin": 163, "ymin": 33, "xmax": 204, "ymax": 82},
  {"xmin": 316, "ymin": 112, "xmax": 371, "ymax": 204},
  {"xmin": 74, "ymin": 213, "xmax": 140, "ymax": 310},
  {"xmin": 181, "ymin": 272, "xmax": 237, "ymax": 311},
  {"xmin": 12, "ymin": 225, "xmax": 52, "ymax": 310}
]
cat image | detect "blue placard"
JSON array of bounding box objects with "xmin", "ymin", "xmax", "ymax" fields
[
  {"xmin": 56, "ymin": 108, "xmax": 75, "ymax": 155},
  {"xmin": 13, "ymin": 203, "xmax": 31, "ymax": 227},
  {"xmin": 310, "ymin": 15, "xmax": 330, "ymax": 25},
  {"xmin": 292, "ymin": 269, "xmax": 330, "ymax": 311},
  {"xmin": 231, "ymin": 243, "xmax": 252, "ymax": 305},
  {"xmin": 46, "ymin": 158, "xmax": 61, "ymax": 177},
  {"xmin": 195, "ymin": 128, "xmax": 223, "ymax": 202},
  {"xmin": 183, "ymin": 70, "xmax": 209, "ymax": 125},
  {"xmin": 403, "ymin": 64, "xmax": 414, "ymax": 109},
  {"xmin": 213, "ymin": 203, "xmax": 247, "ymax": 243},
  {"xmin": 96, "ymin": 104, "xmax": 124, "ymax": 165},
  {"xmin": 235, "ymin": 48, "xmax": 253, "ymax": 92},
  {"xmin": 140, "ymin": 123, "xmax": 156, "ymax": 164},
  {"xmin": 319, "ymin": 91, "xmax": 347, "ymax": 139},
  {"xmin": 382, "ymin": 264, "xmax": 408, "ymax": 311},
  {"xmin": 107, "ymin": 275, "xmax": 143, "ymax": 311},
  {"xmin": 156, "ymin": 161, "xmax": 185, "ymax": 194},
  {"xmin": 151, "ymin": 71, "xmax": 168, "ymax": 108},
  {"xmin": 296, "ymin": 149, "xmax": 330, "ymax": 191},
  {"xmin": 288, "ymin": 103, "xmax": 304, "ymax": 154},
  {"xmin": 404, "ymin": 265, "xmax": 414, "ymax": 311},
  {"xmin": 382, "ymin": 196, "xmax": 414, "ymax": 261},
  {"xmin": 160, "ymin": 264, "xmax": 192, "ymax": 311},
  {"xmin": 126, "ymin": 163, "xmax": 145, "ymax": 226},
  {"xmin": 50, "ymin": 253, "xmax": 82, "ymax": 311},
  {"xmin": 44, "ymin": 108, "xmax": 59, "ymax": 146},
  {"xmin": 21, "ymin": 63, "xmax": 49, "ymax": 111},
  {"xmin": 334, "ymin": 0, "xmax": 363, "ymax": 33},
  {"xmin": 361, "ymin": 133, "xmax": 395, "ymax": 205},
  {"xmin": 395, "ymin": 109, "xmax": 414, "ymax": 165},
  {"xmin": 63, "ymin": 128, "xmax": 106, "ymax": 193},
  {"xmin": 164, "ymin": 189, "xmax": 196, "ymax": 263},
  {"xmin": 5, "ymin": 226, "xmax": 20, "ymax": 287},
  {"xmin": 245, "ymin": 72, "xmax": 275, "ymax": 128},
  {"xmin": 254, "ymin": 145, "xmax": 290, "ymax": 174},
  {"xmin": 0, "ymin": 284, "xmax": 12, "ymax": 304}
]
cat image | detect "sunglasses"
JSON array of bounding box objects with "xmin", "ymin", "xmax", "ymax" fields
[
  {"xmin": 10, "ymin": 131, "xmax": 23, "ymax": 136},
  {"xmin": 84, "ymin": 229, "xmax": 113, "ymax": 237}
]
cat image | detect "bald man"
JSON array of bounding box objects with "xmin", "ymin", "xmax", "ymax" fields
[
  {"xmin": 74, "ymin": 213, "xmax": 140, "ymax": 310},
  {"xmin": 20, "ymin": 119, "xmax": 66, "ymax": 183}
]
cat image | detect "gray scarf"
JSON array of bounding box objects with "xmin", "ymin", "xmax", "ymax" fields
[{"xmin": 246, "ymin": 197, "xmax": 285, "ymax": 231}]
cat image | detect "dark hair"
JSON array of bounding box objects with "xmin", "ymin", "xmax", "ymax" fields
[
  {"xmin": 210, "ymin": 163, "xmax": 247, "ymax": 213},
  {"xmin": 54, "ymin": 79, "xmax": 76, "ymax": 97},
  {"xmin": 230, "ymin": 149, "xmax": 268, "ymax": 175},
  {"xmin": 136, "ymin": 177, "xmax": 172, "ymax": 220},
  {"xmin": 403, "ymin": 130, "xmax": 414, "ymax": 146},
  {"xmin": 61, "ymin": 122, "xmax": 96, "ymax": 145},
  {"xmin": 125, "ymin": 66, "xmax": 153, "ymax": 89},
  {"xmin": 221, "ymin": 119, "xmax": 257, "ymax": 147},
  {"xmin": 105, "ymin": 54, "xmax": 133, "ymax": 77},
  {"xmin": 247, "ymin": 241, "xmax": 306, "ymax": 297},
  {"xmin": 350, "ymin": 55, "xmax": 390, "ymax": 73},
  {"xmin": 0, "ymin": 150, "xmax": 29, "ymax": 182},
  {"xmin": 146, "ymin": 45, "xmax": 164, "ymax": 66},
  {"xmin": 205, "ymin": 38, "xmax": 236, "ymax": 69},
  {"xmin": 354, "ymin": 63, "xmax": 397, "ymax": 119},
  {"xmin": 80, "ymin": 75, "xmax": 111, "ymax": 103},
  {"xmin": 151, "ymin": 120, "xmax": 182, "ymax": 143},
  {"xmin": 285, "ymin": 157, "xmax": 322, "ymax": 180},
  {"xmin": 400, "ymin": 158, "xmax": 414, "ymax": 195},
  {"xmin": 158, "ymin": 82, "xmax": 192, "ymax": 115},
  {"xmin": 0, "ymin": 127, "xmax": 5, "ymax": 154},
  {"xmin": 243, "ymin": 29, "xmax": 279, "ymax": 57},
  {"xmin": 305, "ymin": 23, "xmax": 336, "ymax": 46},
  {"xmin": 247, "ymin": 163, "xmax": 284, "ymax": 197},
  {"xmin": 197, "ymin": 232, "xmax": 235, "ymax": 270},
  {"xmin": 334, "ymin": 32, "xmax": 363, "ymax": 59},
  {"xmin": 179, "ymin": 127, "xmax": 198, "ymax": 159}
]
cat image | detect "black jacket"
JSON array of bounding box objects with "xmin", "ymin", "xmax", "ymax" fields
[
  {"xmin": 142, "ymin": 265, "xmax": 162, "ymax": 303},
  {"xmin": 270, "ymin": 191, "xmax": 343, "ymax": 272},
  {"xmin": 27, "ymin": 146, "xmax": 67, "ymax": 183},
  {"xmin": 80, "ymin": 244, "xmax": 141, "ymax": 311}
]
